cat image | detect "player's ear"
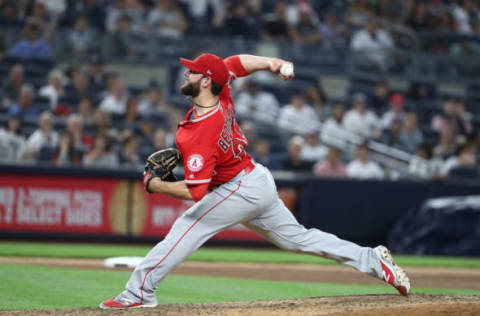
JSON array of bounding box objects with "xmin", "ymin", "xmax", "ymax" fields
[{"xmin": 201, "ymin": 76, "xmax": 211, "ymax": 89}]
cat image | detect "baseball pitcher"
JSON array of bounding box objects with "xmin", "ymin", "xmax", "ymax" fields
[{"xmin": 100, "ymin": 53, "xmax": 410, "ymax": 309}]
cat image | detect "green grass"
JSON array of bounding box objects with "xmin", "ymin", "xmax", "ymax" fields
[
  {"xmin": 0, "ymin": 264, "xmax": 478, "ymax": 310},
  {"xmin": 1, "ymin": 242, "xmax": 480, "ymax": 268}
]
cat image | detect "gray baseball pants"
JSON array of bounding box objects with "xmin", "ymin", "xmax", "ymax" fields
[{"xmin": 122, "ymin": 164, "xmax": 382, "ymax": 305}]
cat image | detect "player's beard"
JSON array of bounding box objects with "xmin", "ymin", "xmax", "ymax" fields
[{"xmin": 181, "ymin": 79, "xmax": 201, "ymax": 98}]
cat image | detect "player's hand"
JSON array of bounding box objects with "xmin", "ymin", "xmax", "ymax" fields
[
  {"xmin": 268, "ymin": 58, "xmax": 295, "ymax": 81},
  {"xmin": 143, "ymin": 169, "xmax": 157, "ymax": 193}
]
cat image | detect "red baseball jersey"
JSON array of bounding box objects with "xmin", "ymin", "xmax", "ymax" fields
[{"xmin": 175, "ymin": 56, "xmax": 252, "ymax": 197}]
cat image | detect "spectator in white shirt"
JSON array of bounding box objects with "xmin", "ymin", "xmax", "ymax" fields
[
  {"xmin": 25, "ymin": 111, "xmax": 59, "ymax": 160},
  {"xmin": 321, "ymin": 103, "xmax": 357, "ymax": 147},
  {"xmin": 106, "ymin": 0, "xmax": 145, "ymax": 34},
  {"xmin": 347, "ymin": 144, "xmax": 384, "ymax": 179},
  {"xmin": 147, "ymin": 0, "xmax": 188, "ymax": 38},
  {"xmin": 39, "ymin": 69, "xmax": 65, "ymax": 111},
  {"xmin": 0, "ymin": 113, "xmax": 26, "ymax": 162},
  {"xmin": 452, "ymin": 1, "xmax": 474, "ymax": 34},
  {"xmin": 343, "ymin": 92, "xmax": 381, "ymax": 138},
  {"xmin": 278, "ymin": 90, "xmax": 320, "ymax": 135},
  {"xmin": 322, "ymin": 103, "xmax": 346, "ymax": 137},
  {"xmin": 37, "ymin": 0, "xmax": 66, "ymax": 18},
  {"xmin": 351, "ymin": 20, "xmax": 394, "ymax": 71},
  {"xmin": 408, "ymin": 143, "xmax": 443, "ymax": 179},
  {"xmin": 236, "ymin": 81, "xmax": 280, "ymax": 125},
  {"xmin": 440, "ymin": 142, "xmax": 477, "ymax": 178},
  {"xmin": 380, "ymin": 93, "xmax": 406, "ymax": 130},
  {"xmin": 301, "ymin": 133, "xmax": 328, "ymax": 163},
  {"xmin": 100, "ymin": 79, "xmax": 128, "ymax": 115}
]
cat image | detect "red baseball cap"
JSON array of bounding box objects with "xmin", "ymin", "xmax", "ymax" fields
[
  {"xmin": 389, "ymin": 93, "xmax": 404, "ymax": 107},
  {"xmin": 180, "ymin": 53, "xmax": 229, "ymax": 86}
]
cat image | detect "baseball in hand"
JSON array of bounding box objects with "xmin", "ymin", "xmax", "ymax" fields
[{"xmin": 280, "ymin": 63, "xmax": 294, "ymax": 76}]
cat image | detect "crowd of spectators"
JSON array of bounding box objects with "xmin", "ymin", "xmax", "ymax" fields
[
  {"xmin": 1, "ymin": 0, "xmax": 480, "ymax": 59},
  {"xmin": 0, "ymin": 0, "xmax": 479, "ymax": 181},
  {"xmin": 0, "ymin": 57, "xmax": 183, "ymax": 171}
]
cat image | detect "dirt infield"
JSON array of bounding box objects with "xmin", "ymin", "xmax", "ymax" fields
[
  {"xmin": 1, "ymin": 257, "xmax": 480, "ymax": 315},
  {"xmin": 2, "ymin": 295, "xmax": 480, "ymax": 316}
]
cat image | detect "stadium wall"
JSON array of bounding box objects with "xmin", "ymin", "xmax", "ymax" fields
[{"xmin": 0, "ymin": 165, "xmax": 478, "ymax": 246}]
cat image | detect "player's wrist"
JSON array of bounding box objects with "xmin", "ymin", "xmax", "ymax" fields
[{"xmin": 147, "ymin": 177, "xmax": 163, "ymax": 193}]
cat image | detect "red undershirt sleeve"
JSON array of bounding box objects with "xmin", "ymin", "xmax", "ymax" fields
[
  {"xmin": 188, "ymin": 183, "xmax": 210, "ymax": 202},
  {"xmin": 224, "ymin": 55, "xmax": 249, "ymax": 78}
]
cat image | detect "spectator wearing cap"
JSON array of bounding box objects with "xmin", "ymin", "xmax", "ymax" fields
[
  {"xmin": 282, "ymin": 136, "xmax": 313, "ymax": 172},
  {"xmin": 8, "ymin": 21, "xmax": 53, "ymax": 59},
  {"xmin": 236, "ymin": 80, "xmax": 280, "ymax": 125},
  {"xmin": 380, "ymin": 93, "xmax": 406, "ymax": 130},
  {"xmin": 346, "ymin": 144, "xmax": 384, "ymax": 179},
  {"xmin": 1, "ymin": 64, "xmax": 24, "ymax": 107},
  {"xmin": 39, "ymin": 69, "xmax": 65, "ymax": 111},
  {"xmin": 0, "ymin": 110, "xmax": 26, "ymax": 162},
  {"xmin": 278, "ymin": 89, "xmax": 320, "ymax": 136},
  {"xmin": 313, "ymin": 146, "xmax": 347, "ymax": 178},
  {"xmin": 25, "ymin": 111, "xmax": 59, "ymax": 161},
  {"xmin": 343, "ymin": 92, "xmax": 381, "ymax": 139},
  {"xmin": 9, "ymin": 85, "xmax": 40, "ymax": 121}
]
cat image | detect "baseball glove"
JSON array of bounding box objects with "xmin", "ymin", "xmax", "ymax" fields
[{"xmin": 143, "ymin": 148, "xmax": 181, "ymax": 193}]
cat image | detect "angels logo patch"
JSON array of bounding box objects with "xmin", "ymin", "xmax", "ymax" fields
[{"xmin": 187, "ymin": 154, "xmax": 204, "ymax": 172}]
